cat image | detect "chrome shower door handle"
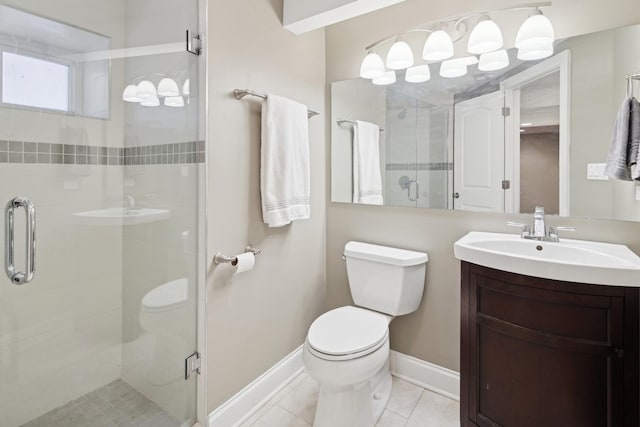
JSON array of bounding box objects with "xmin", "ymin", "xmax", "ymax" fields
[
  {"xmin": 408, "ymin": 181, "xmax": 419, "ymax": 202},
  {"xmin": 5, "ymin": 196, "xmax": 36, "ymax": 285}
]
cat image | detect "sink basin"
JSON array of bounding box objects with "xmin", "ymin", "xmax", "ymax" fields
[
  {"xmin": 454, "ymin": 231, "xmax": 640, "ymax": 287},
  {"xmin": 73, "ymin": 207, "xmax": 170, "ymax": 226}
]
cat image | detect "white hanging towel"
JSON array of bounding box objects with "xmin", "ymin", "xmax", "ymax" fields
[
  {"xmin": 261, "ymin": 94, "xmax": 310, "ymax": 227},
  {"xmin": 353, "ymin": 120, "xmax": 383, "ymax": 205}
]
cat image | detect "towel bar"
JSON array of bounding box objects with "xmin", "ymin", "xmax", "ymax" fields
[
  {"xmin": 336, "ymin": 118, "xmax": 384, "ymax": 132},
  {"xmin": 233, "ymin": 89, "xmax": 319, "ymax": 118}
]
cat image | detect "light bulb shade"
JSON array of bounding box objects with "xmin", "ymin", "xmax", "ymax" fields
[
  {"xmin": 386, "ymin": 40, "xmax": 414, "ymax": 70},
  {"xmin": 467, "ymin": 17, "xmax": 503, "ymax": 54},
  {"xmin": 440, "ymin": 59, "xmax": 468, "ymax": 78},
  {"xmin": 136, "ymin": 80, "xmax": 157, "ymax": 100},
  {"xmin": 422, "ymin": 30, "xmax": 454, "ymax": 61},
  {"xmin": 405, "ymin": 65, "xmax": 431, "ymax": 83},
  {"xmin": 372, "ymin": 71, "xmax": 397, "ymax": 85},
  {"xmin": 360, "ymin": 52, "xmax": 385, "ymax": 79},
  {"xmin": 516, "ymin": 12, "xmax": 554, "ymax": 50},
  {"xmin": 165, "ymin": 96, "xmax": 185, "ymax": 107},
  {"xmin": 517, "ymin": 43, "xmax": 554, "ymax": 61},
  {"xmin": 122, "ymin": 84, "xmax": 141, "ymax": 102},
  {"xmin": 183, "ymin": 79, "xmax": 190, "ymax": 96},
  {"xmin": 157, "ymin": 78, "xmax": 180, "ymax": 97},
  {"xmin": 478, "ymin": 49, "xmax": 509, "ymax": 71},
  {"xmin": 140, "ymin": 97, "xmax": 160, "ymax": 107}
]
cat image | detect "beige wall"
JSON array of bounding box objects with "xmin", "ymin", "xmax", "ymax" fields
[
  {"xmin": 326, "ymin": 0, "xmax": 640, "ymax": 372},
  {"xmin": 206, "ymin": 0, "xmax": 326, "ymax": 411}
]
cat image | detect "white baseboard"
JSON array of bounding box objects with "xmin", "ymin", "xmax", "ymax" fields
[
  {"xmin": 207, "ymin": 346, "xmax": 460, "ymax": 427},
  {"xmin": 389, "ymin": 350, "xmax": 460, "ymax": 401},
  {"xmin": 208, "ymin": 346, "xmax": 304, "ymax": 427}
]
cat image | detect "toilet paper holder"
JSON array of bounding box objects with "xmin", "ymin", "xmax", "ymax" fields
[{"xmin": 213, "ymin": 245, "xmax": 261, "ymax": 265}]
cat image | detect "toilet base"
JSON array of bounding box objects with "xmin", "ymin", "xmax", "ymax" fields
[{"xmin": 313, "ymin": 359, "xmax": 392, "ymax": 427}]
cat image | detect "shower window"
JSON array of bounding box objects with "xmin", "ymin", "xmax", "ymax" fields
[
  {"xmin": 1, "ymin": 50, "xmax": 72, "ymax": 112},
  {"xmin": 0, "ymin": 5, "xmax": 111, "ymax": 119}
]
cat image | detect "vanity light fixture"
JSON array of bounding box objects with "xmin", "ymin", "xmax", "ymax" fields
[
  {"xmin": 478, "ymin": 49, "xmax": 510, "ymax": 71},
  {"xmin": 440, "ymin": 58, "xmax": 469, "ymax": 78},
  {"xmin": 140, "ymin": 97, "xmax": 160, "ymax": 107},
  {"xmin": 165, "ymin": 96, "xmax": 185, "ymax": 107},
  {"xmin": 517, "ymin": 43, "xmax": 553, "ymax": 60},
  {"xmin": 122, "ymin": 84, "xmax": 141, "ymax": 102},
  {"xmin": 405, "ymin": 64, "xmax": 431, "ymax": 83},
  {"xmin": 516, "ymin": 8, "xmax": 554, "ymax": 50},
  {"xmin": 136, "ymin": 80, "xmax": 157, "ymax": 101},
  {"xmin": 358, "ymin": 2, "xmax": 554, "ymax": 83},
  {"xmin": 157, "ymin": 78, "xmax": 180, "ymax": 97},
  {"xmin": 123, "ymin": 74, "xmax": 189, "ymax": 107},
  {"xmin": 467, "ymin": 15, "xmax": 503, "ymax": 54},
  {"xmin": 386, "ymin": 39, "xmax": 414, "ymax": 70},
  {"xmin": 372, "ymin": 70, "xmax": 397, "ymax": 85},
  {"xmin": 360, "ymin": 50, "xmax": 386, "ymax": 79},
  {"xmin": 422, "ymin": 30, "xmax": 454, "ymax": 61}
]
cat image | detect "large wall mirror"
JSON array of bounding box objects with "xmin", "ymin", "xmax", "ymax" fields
[{"xmin": 331, "ymin": 22, "xmax": 640, "ymax": 222}]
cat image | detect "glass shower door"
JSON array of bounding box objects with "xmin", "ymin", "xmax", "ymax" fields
[{"xmin": 0, "ymin": 1, "xmax": 202, "ymax": 426}]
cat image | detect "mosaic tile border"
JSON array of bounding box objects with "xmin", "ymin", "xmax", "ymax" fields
[
  {"xmin": 0, "ymin": 140, "xmax": 205, "ymax": 165},
  {"xmin": 386, "ymin": 162, "xmax": 453, "ymax": 171}
]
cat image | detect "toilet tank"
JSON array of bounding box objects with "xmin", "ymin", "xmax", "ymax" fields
[{"xmin": 344, "ymin": 241, "xmax": 428, "ymax": 316}]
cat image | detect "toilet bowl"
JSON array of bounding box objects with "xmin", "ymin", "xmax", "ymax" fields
[
  {"xmin": 303, "ymin": 242, "xmax": 428, "ymax": 427},
  {"xmin": 139, "ymin": 278, "xmax": 193, "ymax": 384}
]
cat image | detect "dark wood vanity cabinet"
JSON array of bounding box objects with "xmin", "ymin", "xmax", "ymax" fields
[{"xmin": 460, "ymin": 261, "xmax": 640, "ymax": 427}]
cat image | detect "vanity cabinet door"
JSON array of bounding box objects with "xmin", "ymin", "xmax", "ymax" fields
[{"xmin": 460, "ymin": 262, "xmax": 639, "ymax": 427}]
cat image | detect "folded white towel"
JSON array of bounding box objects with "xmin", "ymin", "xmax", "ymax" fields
[
  {"xmin": 261, "ymin": 94, "xmax": 310, "ymax": 227},
  {"xmin": 353, "ymin": 120, "xmax": 383, "ymax": 205},
  {"xmin": 605, "ymin": 98, "xmax": 633, "ymax": 180}
]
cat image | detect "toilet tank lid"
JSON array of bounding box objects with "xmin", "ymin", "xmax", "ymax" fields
[{"xmin": 344, "ymin": 241, "xmax": 428, "ymax": 266}]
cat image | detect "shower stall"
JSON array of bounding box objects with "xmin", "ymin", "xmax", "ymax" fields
[
  {"xmin": 0, "ymin": 1, "xmax": 204, "ymax": 426},
  {"xmin": 384, "ymin": 89, "xmax": 452, "ymax": 209}
]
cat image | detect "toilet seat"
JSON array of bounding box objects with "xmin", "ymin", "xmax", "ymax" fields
[
  {"xmin": 141, "ymin": 278, "xmax": 189, "ymax": 313},
  {"xmin": 307, "ymin": 306, "xmax": 389, "ymax": 361}
]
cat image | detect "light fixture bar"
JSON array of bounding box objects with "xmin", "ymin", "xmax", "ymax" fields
[{"xmin": 364, "ymin": 2, "xmax": 552, "ymax": 52}]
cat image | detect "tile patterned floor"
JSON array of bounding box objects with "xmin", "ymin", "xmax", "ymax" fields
[
  {"xmin": 240, "ymin": 371, "xmax": 460, "ymax": 427},
  {"xmin": 20, "ymin": 379, "xmax": 179, "ymax": 427}
]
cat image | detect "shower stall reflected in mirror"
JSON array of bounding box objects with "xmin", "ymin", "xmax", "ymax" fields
[
  {"xmin": 384, "ymin": 89, "xmax": 451, "ymax": 209},
  {"xmin": 0, "ymin": 1, "xmax": 203, "ymax": 426}
]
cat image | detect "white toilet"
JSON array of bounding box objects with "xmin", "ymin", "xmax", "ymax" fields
[
  {"xmin": 303, "ymin": 241, "xmax": 428, "ymax": 427},
  {"xmin": 139, "ymin": 278, "xmax": 194, "ymax": 384}
]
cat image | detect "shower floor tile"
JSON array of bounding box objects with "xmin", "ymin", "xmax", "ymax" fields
[{"xmin": 21, "ymin": 379, "xmax": 179, "ymax": 427}]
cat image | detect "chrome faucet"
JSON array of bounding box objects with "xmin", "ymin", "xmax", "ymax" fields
[
  {"xmin": 125, "ymin": 194, "xmax": 136, "ymax": 209},
  {"xmin": 507, "ymin": 206, "xmax": 576, "ymax": 242},
  {"xmin": 533, "ymin": 206, "xmax": 546, "ymax": 238}
]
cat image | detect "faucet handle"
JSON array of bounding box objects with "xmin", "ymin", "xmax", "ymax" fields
[
  {"xmin": 507, "ymin": 222, "xmax": 531, "ymax": 236},
  {"xmin": 552, "ymin": 226, "xmax": 576, "ymax": 232},
  {"xmin": 548, "ymin": 225, "xmax": 576, "ymax": 241}
]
